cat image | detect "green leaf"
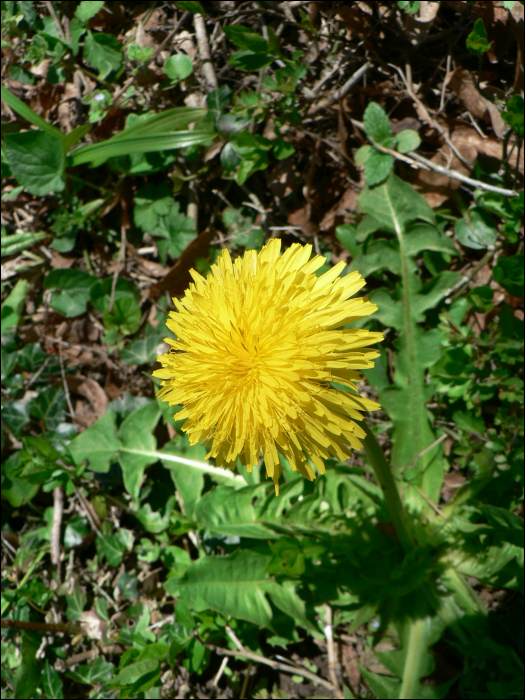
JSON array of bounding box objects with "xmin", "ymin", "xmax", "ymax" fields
[
  {"xmin": 358, "ymin": 174, "xmax": 435, "ymax": 231},
  {"xmin": 468, "ymin": 285, "xmax": 494, "ymax": 312},
  {"xmin": 413, "ymin": 271, "xmax": 463, "ymax": 319},
  {"xmin": 164, "ymin": 54, "xmax": 193, "ymax": 81},
  {"xmin": 4, "ymin": 130, "xmax": 65, "ymax": 196},
  {"xmin": 1, "ymin": 452, "xmax": 40, "ymax": 507},
  {"xmin": 195, "ymin": 484, "xmax": 278, "ymax": 539},
  {"xmin": 229, "ymin": 50, "xmax": 274, "ymax": 72},
  {"xmin": 28, "ymin": 386, "xmax": 66, "ymax": 431},
  {"xmin": 66, "ymin": 584, "xmax": 87, "ymax": 620},
  {"xmin": 0, "ymin": 86, "xmax": 63, "ymax": 140},
  {"xmin": 493, "ymin": 254, "xmax": 524, "ymax": 297},
  {"xmin": 45, "ymin": 269, "xmax": 97, "ymax": 317},
  {"xmin": 42, "ymin": 660, "xmax": 64, "ymax": 699},
  {"xmin": 66, "ymin": 658, "xmax": 115, "ymax": 685},
  {"xmin": 83, "ymin": 31, "xmax": 123, "ymax": 80},
  {"xmin": 167, "ymin": 548, "xmax": 274, "ymax": 627},
  {"xmin": 397, "ymin": 1, "xmax": 421, "ymax": 13},
  {"xmin": 1, "ymin": 230, "xmax": 47, "ymax": 257},
  {"xmin": 62, "ymin": 124, "xmax": 92, "ymax": 154},
  {"xmin": 111, "ymin": 658, "xmax": 159, "ymax": 688},
  {"xmin": 97, "ymin": 528, "xmax": 133, "ymax": 566},
  {"xmin": 358, "ymin": 175, "xmax": 444, "ymax": 498},
  {"xmin": 103, "ymin": 296, "xmax": 141, "ymax": 336},
  {"xmin": 90, "ymin": 277, "xmax": 137, "ymax": 314},
  {"xmin": 14, "ymin": 632, "xmax": 41, "ymax": 700},
  {"xmin": 502, "ymin": 94, "xmax": 524, "ymax": 136},
  {"xmin": 69, "ymin": 411, "xmax": 120, "ymax": 473},
  {"xmin": 221, "ymin": 142, "xmax": 243, "ymax": 170},
  {"xmin": 1, "ymin": 278, "xmax": 29, "ymax": 331},
  {"xmin": 119, "ymin": 402, "xmax": 161, "ymax": 499},
  {"xmin": 175, "ymin": 1, "xmax": 205, "ymax": 13},
  {"xmin": 365, "ymin": 150, "xmax": 394, "ymax": 186},
  {"xmin": 75, "ymin": 0, "xmax": 104, "ymax": 21},
  {"xmin": 354, "ymin": 144, "xmax": 374, "ymax": 166},
  {"xmin": 161, "ymin": 436, "xmax": 206, "ymax": 518},
  {"xmin": 71, "ymin": 131, "xmax": 212, "ymax": 167},
  {"xmin": 477, "ymin": 505, "xmax": 524, "ymax": 548},
  {"xmin": 466, "ymin": 18, "xmax": 492, "ymax": 56},
  {"xmin": 273, "ymin": 136, "xmax": 295, "ymax": 160},
  {"xmin": 404, "ymin": 224, "xmax": 458, "ymax": 257},
  {"xmin": 121, "ymin": 325, "xmax": 165, "ymax": 365},
  {"xmin": 395, "ymin": 129, "xmax": 421, "ymax": 153},
  {"xmin": 224, "ymin": 26, "xmax": 269, "ymax": 53},
  {"xmin": 454, "ymin": 207, "xmax": 497, "ymax": 249},
  {"xmin": 363, "ymin": 102, "xmax": 392, "ymax": 144},
  {"xmin": 2, "ymin": 400, "xmax": 30, "ymax": 437}
]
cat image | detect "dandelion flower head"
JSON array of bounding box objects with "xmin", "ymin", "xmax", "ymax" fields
[{"xmin": 155, "ymin": 239, "xmax": 383, "ymax": 494}]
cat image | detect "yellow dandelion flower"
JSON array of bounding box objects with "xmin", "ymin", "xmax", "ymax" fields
[{"xmin": 154, "ymin": 238, "xmax": 383, "ymax": 494}]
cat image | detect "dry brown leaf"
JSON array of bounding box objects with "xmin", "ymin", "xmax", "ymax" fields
[
  {"xmin": 401, "ymin": 1, "xmax": 441, "ymax": 44},
  {"xmin": 67, "ymin": 376, "xmax": 109, "ymax": 419},
  {"xmin": 342, "ymin": 644, "xmax": 361, "ymax": 694},
  {"xmin": 49, "ymin": 249, "xmax": 76, "ymax": 269},
  {"xmin": 449, "ymin": 68, "xmax": 506, "ymax": 138}
]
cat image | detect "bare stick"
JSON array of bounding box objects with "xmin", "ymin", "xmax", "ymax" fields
[
  {"xmin": 194, "ymin": 13, "xmax": 218, "ymax": 91},
  {"xmin": 1, "ymin": 619, "xmax": 82, "ymax": 634},
  {"xmin": 407, "ymin": 151, "xmax": 518, "ymax": 196},
  {"xmin": 208, "ymin": 645, "xmax": 337, "ymax": 692},
  {"xmin": 45, "ymin": 1, "xmax": 66, "ymax": 42},
  {"xmin": 45, "ymin": 336, "xmax": 119, "ymax": 370},
  {"xmin": 324, "ymin": 604, "xmax": 344, "ymax": 698},
  {"xmin": 51, "ymin": 486, "xmax": 64, "ymax": 583},
  {"xmin": 308, "ymin": 62, "xmax": 371, "ymax": 116},
  {"xmin": 352, "ymin": 119, "xmax": 518, "ymax": 197}
]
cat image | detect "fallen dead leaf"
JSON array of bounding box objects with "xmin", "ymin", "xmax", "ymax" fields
[
  {"xmin": 67, "ymin": 376, "xmax": 109, "ymax": 419},
  {"xmin": 449, "ymin": 68, "xmax": 506, "ymax": 138}
]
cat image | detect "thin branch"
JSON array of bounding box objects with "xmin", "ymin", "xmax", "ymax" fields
[
  {"xmin": 1, "ymin": 619, "xmax": 81, "ymax": 634},
  {"xmin": 448, "ymin": 246, "xmax": 501, "ymax": 301},
  {"xmin": 407, "ymin": 151, "xmax": 518, "ymax": 196},
  {"xmin": 324, "ymin": 604, "xmax": 344, "ymax": 698},
  {"xmin": 207, "ymin": 645, "xmax": 337, "ymax": 692},
  {"xmin": 308, "ymin": 62, "xmax": 371, "ymax": 116},
  {"xmin": 194, "ymin": 13, "xmax": 218, "ymax": 91},
  {"xmin": 45, "ymin": 1, "xmax": 66, "ymax": 43},
  {"xmin": 352, "ymin": 119, "xmax": 518, "ymax": 197},
  {"xmin": 45, "ymin": 337, "xmax": 119, "ymax": 370},
  {"xmin": 50, "ymin": 486, "xmax": 63, "ymax": 583}
]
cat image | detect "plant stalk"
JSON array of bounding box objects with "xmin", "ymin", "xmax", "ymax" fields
[{"xmin": 362, "ymin": 422, "xmax": 416, "ymax": 552}]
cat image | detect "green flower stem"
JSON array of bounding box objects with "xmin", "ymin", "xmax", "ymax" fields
[{"xmin": 362, "ymin": 422, "xmax": 416, "ymax": 553}]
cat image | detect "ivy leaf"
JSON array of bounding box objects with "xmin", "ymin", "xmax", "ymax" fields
[
  {"xmin": 45, "ymin": 269, "xmax": 97, "ymax": 317},
  {"xmin": 121, "ymin": 325, "xmax": 165, "ymax": 366},
  {"xmin": 103, "ymin": 297, "xmax": 141, "ymax": 336},
  {"xmin": 493, "ymin": 255, "xmax": 524, "ymax": 297}
]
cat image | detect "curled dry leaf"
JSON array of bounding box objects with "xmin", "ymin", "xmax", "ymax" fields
[
  {"xmin": 67, "ymin": 375, "xmax": 109, "ymax": 419},
  {"xmin": 449, "ymin": 68, "xmax": 506, "ymax": 138},
  {"xmin": 79, "ymin": 610, "xmax": 107, "ymax": 641}
]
